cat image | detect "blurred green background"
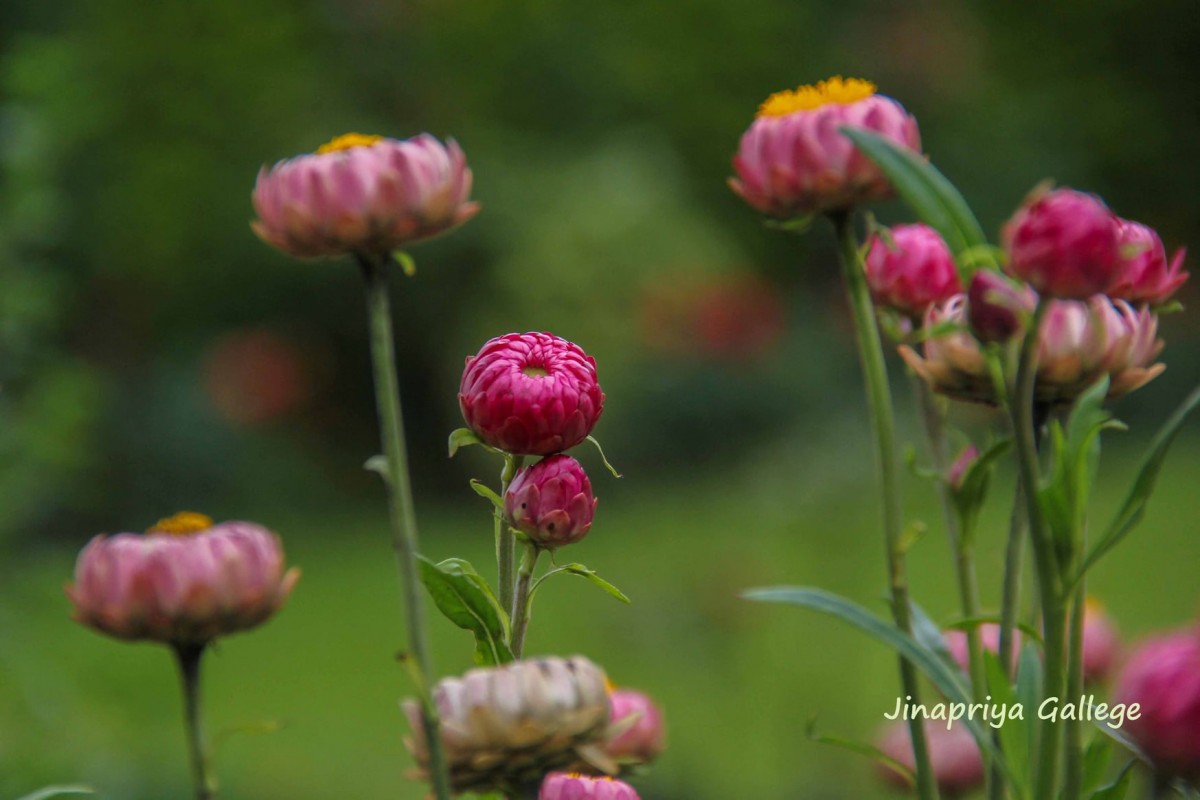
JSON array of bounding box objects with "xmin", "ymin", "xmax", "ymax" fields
[{"xmin": 3, "ymin": 0, "xmax": 1200, "ymax": 797}]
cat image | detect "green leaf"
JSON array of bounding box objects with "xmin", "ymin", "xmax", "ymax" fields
[
  {"xmin": 1089, "ymin": 760, "xmax": 1136, "ymax": 800},
  {"xmin": 15, "ymin": 789, "xmax": 94, "ymax": 800},
  {"xmin": 984, "ymin": 650, "xmax": 1030, "ymax": 788},
  {"xmin": 942, "ymin": 616, "xmax": 1042, "ymax": 644},
  {"xmin": 532, "ymin": 563, "xmax": 630, "ymax": 604},
  {"xmin": 586, "ymin": 435, "xmax": 622, "ymax": 478},
  {"xmin": 764, "ymin": 214, "xmax": 816, "ymax": 235},
  {"xmin": 907, "ymin": 599, "xmax": 959, "ymax": 675},
  {"xmin": 469, "ymin": 479, "xmax": 504, "ymax": 511},
  {"xmin": 363, "ymin": 454, "xmax": 389, "ymax": 483},
  {"xmin": 391, "ymin": 249, "xmax": 417, "ymax": 277},
  {"xmin": 804, "ymin": 718, "xmax": 914, "ymax": 784},
  {"xmin": 1082, "ymin": 735, "xmax": 1114, "ymax": 797},
  {"xmin": 418, "ymin": 557, "xmax": 514, "ymax": 665},
  {"xmin": 448, "ymin": 427, "xmax": 487, "ymax": 458},
  {"xmin": 950, "ymin": 438, "xmax": 1012, "ymax": 543},
  {"xmin": 840, "ymin": 127, "xmax": 991, "ymax": 273},
  {"xmin": 1071, "ymin": 383, "xmax": 1200, "ymax": 590}
]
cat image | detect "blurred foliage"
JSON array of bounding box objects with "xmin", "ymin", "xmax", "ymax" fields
[{"xmin": 2, "ymin": 0, "xmax": 1200, "ymax": 796}]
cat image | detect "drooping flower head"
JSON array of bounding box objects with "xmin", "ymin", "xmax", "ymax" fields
[
  {"xmin": 865, "ymin": 224, "xmax": 962, "ymax": 319},
  {"xmin": 66, "ymin": 512, "xmax": 300, "ymax": 645},
  {"xmin": 606, "ymin": 688, "xmax": 666, "ymax": 766},
  {"xmin": 541, "ymin": 773, "xmax": 640, "ymax": 800},
  {"xmin": 506, "ymin": 455, "xmax": 598, "ymax": 549},
  {"xmin": 403, "ymin": 656, "xmax": 614, "ymax": 795},
  {"xmin": 877, "ymin": 721, "xmax": 984, "ymax": 797},
  {"xmin": 1109, "ymin": 218, "xmax": 1189, "ymax": 305},
  {"xmin": 1002, "ymin": 187, "xmax": 1122, "ymax": 299},
  {"xmin": 460, "ymin": 332, "xmax": 605, "ymax": 456},
  {"xmin": 901, "ymin": 293, "xmax": 1165, "ymax": 406},
  {"xmin": 1114, "ymin": 628, "xmax": 1200, "ymax": 780},
  {"xmin": 730, "ymin": 77, "xmax": 921, "ymax": 218},
  {"xmin": 251, "ymin": 133, "xmax": 478, "ymax": 259}
]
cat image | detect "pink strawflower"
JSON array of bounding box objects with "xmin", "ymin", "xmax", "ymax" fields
[
  {"xmin": 66, "ymin": 512, "xmax": 299, "ymax": 645},
  {"xmin": 251, "ymin": 132, "xmax": 478, "ymax": 259},
  {"xmin": 945, "ymin": 444, "xmax": 980, "ymax": 492},
  {"xmin": 1002, "ymin": 187, "xmax": 1122, "ymax": 299},
  {"xmin": 1082, "ymin": 598, "xmax": 1120, "ymax": 684},
  {"xmin": 944, "ymin": 624, "xmax": 1020, "ymax": 673},
  {"xmin": 1114, "ymin": 628, "xmax": 1200, "ymax": 780},
  {"xmin": 606, "ymin": 688, "xmax": 666, "ymax": 765},
  {"xmin": 967, "ymin": 270, "xmax": 1036, "ymax": 344},
  {"xmin": 459, "ymin": 332, "xmax": 605, "ymax": 456},
  {"xmin": 541, "ymin": 773, "xmax": 640, "ymax": 800},
  {"xmin": 900, "ymin": 293, "xmax": 1165, "ymax": 405},
  {"xmin": 505, "ymin": 455, "xmax": 598, "ymax": 549},
  {"xmin": 877, "ymin": 721, "xmax": 984, "ymax": 797},
  {"xmin": 865, "ymin": 224, "xmax": 962, "ymax": 318},
  {"xmin": 729, "ymin": 77, "xmax": 921, "ymax": 217},
  {"xmin": 1109, "ymin": 218, "xmax": 1189, "ymax": 305}
]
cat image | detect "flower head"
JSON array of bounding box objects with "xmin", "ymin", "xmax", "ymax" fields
[
  {"xmin": 877, "ymin": 721, "xmax": 984, "ymax": 797},
  {"xmin": 865, "ymin": 224, "xmax": 962, "ymax": 319},
  {"xmin": 730, "ymin": 77, "xmax": 921, "ymax": 217},
  {"xmin": 606, "ymin": 688, "xmax": 666, "ymax": 766},
  {"xmin": 967, "ymin": 270, "xmax": 1036, "ymax": 344},
  {"xmin": 541, "ymin": 773, "xmax": 640, "ymax": 800},
  {"xmin": 506, "ymin": 455, "xmax": 598, "ymax": 549},
  {"xmin": 1002, "ymin": 187, "xmax": 1122, "ymax": 299},
  {"xmin": 1114, "ymin": 628, "xmax": 1200, "ymax": 780},
  {"xmin": 251, "ymin": 133, "xmax": 478, "ymax": 259},
  {"xmin": 1109, "ymin": 218, "xmax": 1189, "ymax": 305},
  {"xmin": 460, "ymin": 332, "xmax": 605, "ymax": 456},
  {"xmin": 403, "ymin": 656, "xmax": 614, "ymax": 795},
  {"xmin": 66, "ymin": 512, "xmax": 300, "ymax": 645},
  {"xmin": 900, "ymin": 293, "xmax": 1165, "ymax": 406},
  {"xmin": 1082, "ymin": 598, "xmax": 1120, "ymax": 684}
]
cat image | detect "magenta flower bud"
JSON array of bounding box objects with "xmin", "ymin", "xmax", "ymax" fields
[
  {"xmin": 943, "ymin": 624, "xmax": 1020, "ymax": 674},
  {"xmin": 877, "ymin": 721, "xmax": 984, "ymax": 797},
  {"xmin": 945, "ymin": 445, "xmax": 980, "ymax": 492},
  {"xmin": 1002, "ymin": 187, "xmax": 1122, "ymax": 299},
  {"xmin": 606, "ymin": 688, "xmax": 666, "ymax": 765},
  {"xmin": 865, "ymin": 224, "xmax": 962, "ymax": 318},
  {"xmin": 901, "ymin": 293, "xmax": 1165, "ymax": 406},
  {"xmin": 505, "ymin": 455, "xmax": 598, "ymax": 549},
  {"xmin": 66, "ymin": 512, "xmax": 300, "ymax": 645},
  {"xmin": 1109, "ymin": 218, "xmax": 1189, "ymax": 305},
  {"xmin": 460, "ymin": 332, "xmax": 605, "ymax": 456},
  {"xmin": 404, "ymin": 656, "xmax": 613, "ymax": 794},
  {"xmin": 967, "ymin": 270, "xmax": 1036, "ymax": 343},
  {"xmin": 541, "ymin": 773, "xmax": 640, "ymax": 800},
  {"xmin": 1114, "ymin": 629, "xmax": 1200, "ymax": 780},
  {"xmin": 1082, "ymin": 598, "xmax": 1120, "ymax": 684},
  {"xmin": 251, "ymin": 133, "xmax": 478, "ymax": 259},
  {"xmin": 729, "ymin": 77, "xmax": 921, "ymax": 217}
]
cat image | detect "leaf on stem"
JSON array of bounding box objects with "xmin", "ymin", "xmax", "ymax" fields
[
  {"xmin": 391, "ymin": 250, "xmax": 417, "ymax": 277},
  {"xmin": 839, "ymin": 127, "xmax": 992, "ymax": 274},
  {"xmin": 1088, "ymin": 759, "xmax": 1136, "ymax": 800},
  {"xmin": 417, "ymin": 556, "xmax": 514, "ymax": 665},
  {"xmin": 586, "ymin": 435, "xmax": 622, "ymax": 478},
  {"xmin": 448, "ymin": 427, "xmax": 491, "ymax": 458},
  {"xmin": 804, "ymin": 718, "xmax": 915, "ymax": 784},
  {"xmin": 984, "ymin": 650, "xmax": 1030, "ymax": 787},
  {"xmin": 950, "ymin": 437, "xmax": 1012, "ymax": 544},
  {"xmin": 530, "ymin": 563, "xmax": 631, "ymax": 604},
  {"xmin": 1081, "ymin": 735, "xmax": 1114, "ymax": 798},
  {"xmin": 363, "ymin": 454, "xmax": 390, "ymax": 483},
  {"xmin": 1071, "ymin": 383, "xmax": 1200, "ymax": 590},
  {"xmin": 469, "ymin": 479, "xmax": 505, "ymax": 511}
]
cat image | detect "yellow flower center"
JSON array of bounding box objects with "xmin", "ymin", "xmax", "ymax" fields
[
  {"xmin": 316, "ymin": 133, "xmax": 385, "ymax": 154},
  {"xmin": 756, "ymin": 76, "xmax": 877, "ymax": 118},
  {"xmin": 147, "ymin": 511, "xmax": 215, "ymax": 536}
]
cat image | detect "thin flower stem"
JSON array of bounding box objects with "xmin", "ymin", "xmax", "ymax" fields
[
  {"xmin": 1063, "ymin": 579, "xmax": 1086, "ymax": 800},
  {"xmin": 510, "ymin": 543, "xmax": 541, "ymax": 658},
  {"xmin": 997, "ymin": 485, "xmax": 1027, "ymax": 679},
  {"xmin": 1009, "ymin": 300, "xmax": 1064, "ymax": 800},
  {"xmin": 358, "ymin": 254, "xmax": 453, "ymax": 800},
  {"xmin": 832, "ymin": 212, "xmax": 939, "ymax": 800},
  {"xmin": 173, "ymin": 643, "xmax": 215, "ymax": 800},
  {"xmin": 497, "ymin": 455, "xmax": 523, "ymax": 614},
  {"xmin": 913, "ymin": 381, "xmax": 988, "ymax": 703}
]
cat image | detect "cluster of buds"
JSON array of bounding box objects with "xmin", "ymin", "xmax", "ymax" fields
[
  {"xmin": 1114, "ymin": 627, "xmax": 1200, "ymax": 781},
  {"xmin": 403, "ymin": 656, "xmax": 615, "ymax": 794},
  {"xmin": 460, "ymin": 331, "xmax": 606, "ymax": 550},
  {"xmin": 67, "ymin": 512, "xmax": 299, "ymax": 646}
]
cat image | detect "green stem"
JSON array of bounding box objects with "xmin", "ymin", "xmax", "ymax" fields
[
  {"xmin": 832, "ymin": 212, "xmax": 938, "ymax": 800},
  {"xmin": 914, "ymin": 381, "xmax": 987, "ymax": 703},
  {"xmin": 497, "ymin": 456, "xmax": 523, "ymax": 614},
  {"xmin": 997, "ymin": 484, "xmax": 1026, "ymax": 680},
  {"xmin": 1008, "ymin": 300, "xmax": 1063, "ymax": 800},
  {"xmin": 509, "ymin": 543, "xmax": 541, "ymax": 658},
  {"xmin": 358, "ymin": 254, "xmax": 452, "ymax": 800},
  {"xmin": 173, "ymin": 643, "xmax": 215, "ymax": 800},
  {"xmin": 1063, "ymin": 579, "xmax": 1086, "ymax": 800}
]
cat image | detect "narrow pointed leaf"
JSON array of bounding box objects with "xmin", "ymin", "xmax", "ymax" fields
[
  {"xmin": 1089, "ymin": 760, "xmax": 1136, "ymax": 800},
  {"xmin": 448, "ymin": 427, "xmax": 485, "ymax": 458},
  {"xmin": 469, "ymin": 479, "xmax": 504, "ymax": 511},
  {"xmin": 586, "ymin": 435, "xmax": 622, "ymax": 478},
  {"xmin": 16, "ymin": 789, "xmax": 94, "ymax": 800},
  {"xmin": 418, "ymin": 556, "xmax": 514, "ymax": 665}
]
